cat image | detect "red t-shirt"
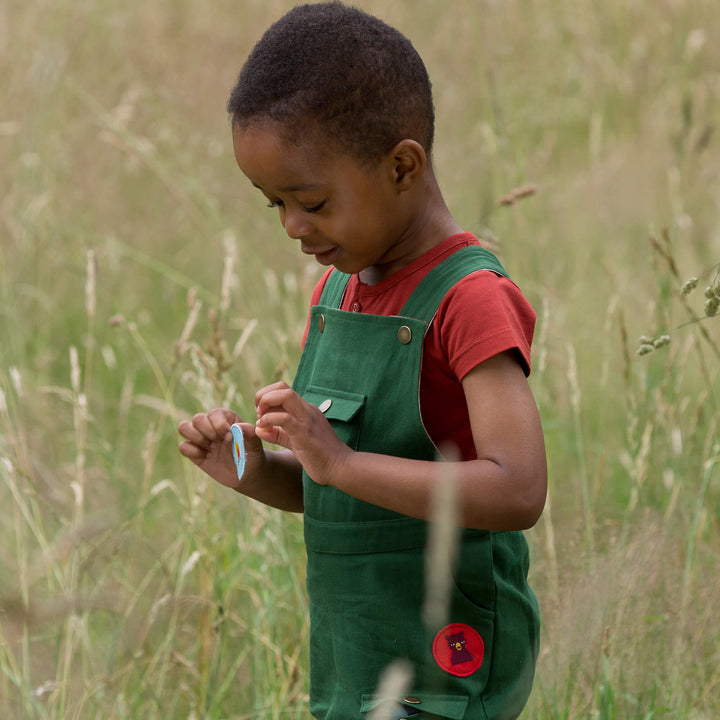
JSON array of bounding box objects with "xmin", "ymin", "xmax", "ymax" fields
[{"xmin": 302, "ymin": 233, "xmax": 536, "ymax": 460}]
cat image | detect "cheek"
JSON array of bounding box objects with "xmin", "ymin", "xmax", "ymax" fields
[
  {"xmin": 332, "ymin": 184, "xmax": 398, "ymax": 247},
  {"xmin": 340, "ymin": 216, "xmax": 384, "ymax": 251},
  {"xmin": 349, "ymin": 196, "xmax": 394, "ymax": 234}
]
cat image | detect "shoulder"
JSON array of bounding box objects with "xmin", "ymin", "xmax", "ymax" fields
[
  {"xmin": 435, "ymin": 269, "xmax": 536, "ymax": 377},
  {"xmin": 440, "ymin": 270, "xmax": 536, "ymax": 326}
]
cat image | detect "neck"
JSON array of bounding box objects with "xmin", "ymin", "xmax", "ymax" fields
[
  {"xmin": 406, "ymin": 166, "xmax": 464, "ymax": 249},
  {"xmin": 360, "ymin": 170, "xmax": 463, "ymax": 285}
]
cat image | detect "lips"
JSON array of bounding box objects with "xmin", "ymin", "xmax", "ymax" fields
[{"xmin": 302, "ymin": 245, "xmax": 339, "ymax": 265}]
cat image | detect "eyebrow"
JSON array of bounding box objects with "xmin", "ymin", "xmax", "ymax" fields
[{"xmin": 251, "ymin": 181, "xmax": 323, "ymax": 193}]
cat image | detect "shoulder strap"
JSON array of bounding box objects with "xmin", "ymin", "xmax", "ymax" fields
[
  {"xmin": 317, "ymin": 269, "xmax": 351, "ymax": 309},
  {"xmin": 316, "ymin": 245, "xmax": 508, "ymax": 318},
  {"xmin": 400, "ymin": 245, "xmax": 509, "ymax": 324}
]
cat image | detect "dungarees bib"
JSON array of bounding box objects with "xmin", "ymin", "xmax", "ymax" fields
[{"xmin": 292, "ymin": 246, "xmax": 540, "ymax": 720}]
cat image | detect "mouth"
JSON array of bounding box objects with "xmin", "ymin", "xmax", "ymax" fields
[{"xmin": 302, "ymin": 245, "xmax": 339, "ymax": 265}]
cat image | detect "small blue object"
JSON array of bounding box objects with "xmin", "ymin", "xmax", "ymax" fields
[{"xmin": 230, "ymin": 423, "xmax": 246, "ymax": 479}]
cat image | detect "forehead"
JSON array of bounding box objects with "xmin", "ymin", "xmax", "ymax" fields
[
  {"xmin": 232, "ymin": 121, "xmax": 379, "ymax": 192},
  {"xmin": 232, "ymin": 123, "xmax": 315, "ymax": 187}
]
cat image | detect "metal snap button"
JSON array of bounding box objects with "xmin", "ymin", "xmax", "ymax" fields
[
  {"xmin": 318, "ymin": 399, "xmax": 332, "ymax": 413},
  {"xmin": 397, "ymin": 325, "xmax": 412, "ymax": 344},
  {"xmin": 402, "ymin": 695, "xmax": 422, "ymax": 705},
  {"xmin": 318, "ymin": 314, "xmax": 325, "ymax": 332}
]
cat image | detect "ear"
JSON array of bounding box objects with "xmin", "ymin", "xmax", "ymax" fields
[{"xmin": 386, "ymin": 139, "xmax": 427, "ymax": 192}]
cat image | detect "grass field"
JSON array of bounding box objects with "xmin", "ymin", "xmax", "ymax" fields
[{"xmin": 1, "ymin": 0, "xmax": 719, "ymax": 718}]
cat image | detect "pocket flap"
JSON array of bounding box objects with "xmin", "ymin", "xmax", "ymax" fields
[
  {"xmin": 361, "ymin": 692, "xmax": 469, "ymax": 719},
  {"xmin": 305, "ymin": 386, "xmax": 366, "ymax": 423}
]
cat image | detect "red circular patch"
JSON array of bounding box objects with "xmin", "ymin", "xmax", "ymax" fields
[{"xmin": 432, "ymin": 623, "xmax": 485, "ymax": 677}]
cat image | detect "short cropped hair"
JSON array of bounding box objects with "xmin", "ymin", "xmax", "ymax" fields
[{"xmin": 227, "ymin": 2, "xmax": 435, "ymax": 163}]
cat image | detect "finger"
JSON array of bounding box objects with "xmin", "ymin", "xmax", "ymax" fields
[
  {"xmin": 254, "ymin": 424, "xmax": 291, "ymax": 449},
  {"xmin": 178, "ymin": 440, "xmax": 209, "ymax": 462},
  {"xmin": 255, "ymin": 382, "xmax": 290, "ymax": 409},
  {"xmin": 207, "ymin": 408, "xmax": 238, "ymax": 441},
  {"xmin": 256, "ymin": 387, "xmax": 302, "ymax": 417},
  {"xmin": 191, "ymin": 409, "xmax": 236, "ymax": 442},
  {"xmin": 234, "ymin": 421, "xmax": 264, "ymax": 452},
  {"xmin": 178, "ymin": 418, "xmax": 213, "ymax": 448},
  {"xmin": 255, "ymin": 410, "xmax": 296, "ymax": 432},
  {"xmin": 189, "ymin": 412, "xmax": 222, "ymax": 442}
]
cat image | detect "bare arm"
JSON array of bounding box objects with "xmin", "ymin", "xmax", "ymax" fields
[
  {"xmin": 178, "ymin": 409, "xmax": 304, "ymax": 512},
  {"xmin": 255, "ymin": 351, "xmax": 547, "ymax": 530}
]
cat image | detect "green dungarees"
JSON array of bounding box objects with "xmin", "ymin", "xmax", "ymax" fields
[{"xmin": 292, "ymin": 246, "xmax": 540, "ymax": 720}]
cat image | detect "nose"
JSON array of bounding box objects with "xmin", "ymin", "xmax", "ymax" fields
[{"xmin": 281, "ymin": 206, "xmax": 313, "ymax": 240}]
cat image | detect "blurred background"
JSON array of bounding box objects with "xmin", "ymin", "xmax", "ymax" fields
[{"xmin": 1, "ymin": 1, "xmax": 718, "ymax": 718}]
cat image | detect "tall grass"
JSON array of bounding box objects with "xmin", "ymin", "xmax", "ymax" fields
[{"xmin": 1, "ymin": 0, "xmax": 719, "ymax": 718}]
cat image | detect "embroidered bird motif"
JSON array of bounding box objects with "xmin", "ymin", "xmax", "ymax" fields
[{"xmin": 446, "ymin": 631, "xmax": 474, "ymax": 666}]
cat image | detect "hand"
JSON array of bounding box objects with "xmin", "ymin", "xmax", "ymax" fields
[
  {"xmin": 254, "ymin": 382, "xmax": 352, "ymax": 486},
  {"xmin": 178, "ymin": 408, "xmax": 265, "ymax": 490}
]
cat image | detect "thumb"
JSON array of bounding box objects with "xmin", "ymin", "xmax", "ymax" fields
[{"xmin": 234, "ymin": 422, "xmax": 265, "ymax": 453}]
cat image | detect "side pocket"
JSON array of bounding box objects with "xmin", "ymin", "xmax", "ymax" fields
[
  {"xmin": 452, "ymin": 529, "xmax": 496, "ymax": 613},
  {"xmin": 422, "ymin": 531, "xmax": 496, "ymax": 702},
  {"xmin": 304, "ymin": 385, "xmax": 366, "ymax": 450}
]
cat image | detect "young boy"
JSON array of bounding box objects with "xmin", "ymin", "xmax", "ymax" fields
[{"xmin": 178, "ymin": 3, "xmax": 547, "ymax": 718}]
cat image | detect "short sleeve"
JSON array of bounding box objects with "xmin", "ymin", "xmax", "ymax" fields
[{"xmin": 435, "ymin": 271, "xmax": 536, "ymax": 379}]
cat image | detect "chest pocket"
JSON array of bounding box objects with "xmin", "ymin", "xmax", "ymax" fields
[{"xmin": 304, "ymin": 385, "xmax": 366, "ymax": 451}]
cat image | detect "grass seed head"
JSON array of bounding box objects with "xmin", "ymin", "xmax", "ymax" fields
[{"xmin": 680, "ymin": 277, "xmax": 698, "ymax": 296}]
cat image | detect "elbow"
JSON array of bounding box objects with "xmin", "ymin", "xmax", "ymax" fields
[
  {"xmin": 515, "ymin": 468, "xmax": 548, "ymax": 530},
  {"xmin": 490, "ymin": 464, "xmax": 547, "ymax": 531},
  {"xmin": 462, "ymin": 458, "xmax": 548, "ymax": 531},
  {"xmin": 516, "ymin": 497, "xmax": 545, "ymax": 530},
  {"xmin": 496, "ymin": 490, "xmax": 544, "ymax": 531}
]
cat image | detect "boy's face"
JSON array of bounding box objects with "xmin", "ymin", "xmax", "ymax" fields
[{"xmin": 232, "ymin": 122, "xmax": 417, "ymax": 281}]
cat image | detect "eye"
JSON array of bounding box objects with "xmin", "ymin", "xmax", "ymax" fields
[
  {"xmin": 302, "ymin": 200, "xmax": 326, "ymax": 213},
  {"xmin": 265, "ymin": 199, "xmax": 326, "ymax": 213}
]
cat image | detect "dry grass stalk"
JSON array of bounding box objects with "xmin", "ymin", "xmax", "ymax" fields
[
  {"xmin": 498, "ymin": 183, "xmax": 537, "ymax": 206},
  {"xmin": 367, "ymin": 660, "xmax": 414, "ymax": 720},
  {"xmin": 422, "ymin": 448, "xmax": 461, "ymax": 629}
]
